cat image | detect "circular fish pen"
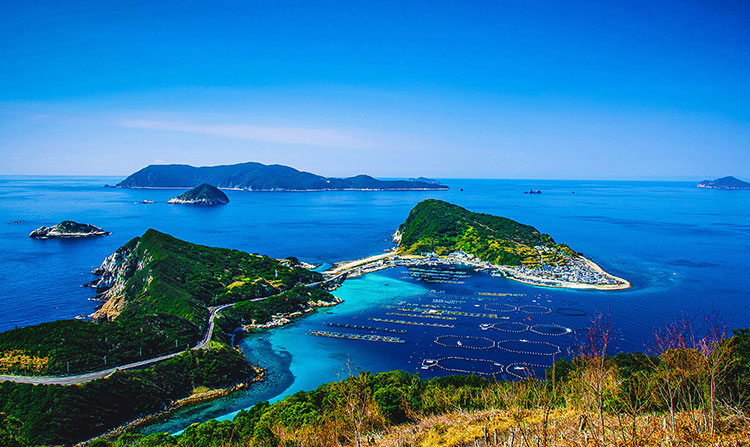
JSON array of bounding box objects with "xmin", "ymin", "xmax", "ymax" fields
[
  {"xmin": 518, "ymin": 305, "xmax": 552, "ymax": 315},
  {"xmin": 480, "ymin": 321, "xmax": 529, "ymax": 333},
  {"xmin": 422, "ymin": 357, "xmax": 504, "ymax": 376},
  {"xmin": 529, "ymin": 324, "xmax": 573, "ymax": 336},
  {"xmin": 484, "ymin": 303, "xmax": 518, "ymax": 312},
  {"xmin": 556, "ymin": 308, "xmax": 587, "ymax": 317},
  {"xmin": 496, "ymin": 339, "xmax": 561, "ymax": 356},
  {"xmin": 434, "ymin": 335, "xmax": 496, "ymax": 350},
  {"xmin": 505, "ymin": 362, "xmax": 550, "ymax": 380}
]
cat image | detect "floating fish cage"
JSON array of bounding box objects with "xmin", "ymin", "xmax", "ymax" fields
[
  {"xmin": 480, "ymin": 321, "xmax": 529, "ymax": 333},
  {"xmin": 529, "ymin": 324, "xmax": 573, "ymax": 336},
  {"xmin": 484, "ymin": 303, "xmax": 519, "ymax": 312},
  {"xmin": 517, "ymin": 305, "xmax": 553, "ymax": 315},
  {"xmin": 556, "ymin": 307, "xmax": 587, "ymax": 316},
  {"xmin": 421, "ymin": 356, "xmax": 504, "ymax": 376},
  {"xmin": 496, "ymin": 339, "xmax": 561, "ymax": 356},
  {"xmin": 434, "ymin": 334, "xmax": 496, "ymax": 350},
  {"xmin": 505, "ymin": 362, "xmax": 551, "ymax": 380}
]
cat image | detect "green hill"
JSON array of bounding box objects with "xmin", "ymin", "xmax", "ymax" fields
[
  {"xmin": 397, "ymin": 199, "xmax": 577, "ymax": 265},
  {"xmin": 0, "ymin": 229, "xmax": 330, "ymax": 376},
  {"xmin": 167, "ymin": 183, "xmax": 230, "ymax": 205},
  {"xmin": 116, "ymin": 162, "xmax": 449, "ymax": 191}
]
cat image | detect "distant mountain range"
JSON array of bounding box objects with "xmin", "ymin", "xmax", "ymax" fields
[
  {"xmin": 115, "ymin": 162, "xmax": 449, "ymax": 191},
  {"xmin": 697, "ymin": 176, "xmax": 750, "ymax": 190}
]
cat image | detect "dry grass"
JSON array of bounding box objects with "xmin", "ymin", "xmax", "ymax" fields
[{"xmin": 369, "ymin": 408, "xmax": 750, "ymax": 447}]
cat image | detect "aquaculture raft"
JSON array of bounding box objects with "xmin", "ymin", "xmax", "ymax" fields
[
  {"xmin": 308, "ymin": 330, "xmax": 405, "ymax": 343},
  {"xmin": 325, "ymin": 322, "xmax": 406, "ymax": 334},
  {"xmin": 369, "ymin": 318, "xmax": 454, "ymax": 328}
]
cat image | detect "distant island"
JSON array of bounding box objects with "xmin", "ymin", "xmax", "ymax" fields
[
  {"xmin": 326, "ymin": 199, "xmax": 629, "ymax": 290},
  {"xmin": 29, "ymin": 221, "xmax": 111, "ymax": 239},
  {"xmin": 116, "ymin": 162, "xmax": 450, "ymax": 191},
  {"xmin": 407, "ymin": 176, "xmax": 441, "ymax": 184},
  {"xmin": 167, "ymin": 183, "xmax": 229, "ymax": 205},
  {"xmin": 697, "ymin": 176, "xmax": 750, "ymax": 190},
  {"xmin": 0, "ymin": 229, "xmax": 338, "ymax": 445}
]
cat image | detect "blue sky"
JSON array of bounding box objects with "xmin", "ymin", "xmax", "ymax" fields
[{"xmin": 1, "ymin": 1, "xmax": 748, "ymax": 179}]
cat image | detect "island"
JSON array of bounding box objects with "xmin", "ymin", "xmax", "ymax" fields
[
  {"xmin": 115, "ymin": 161, "xmax": 450, "ymax": 191},
  {"xmin": 167, "ymin": 183, "xmax": 230, "ymax": 205},
  {"xmin": 29, "ymin": 220, "xmax": 111, "ymax": 239},
  {"xmin": 326, "ymin": 199, "xmax": 629, "ymax": 290},
  {"xmin": 697, "ymin": 176, "xmax": 750, "ymax": 190},
  {"xmin": 0, "ymin": 229, "xmax": 338, "ymax": 445}
]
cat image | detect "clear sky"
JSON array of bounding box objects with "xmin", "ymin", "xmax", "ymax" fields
[{"xmin": 1, "ymin": 1, "xmax": 748, "ymax": 179}]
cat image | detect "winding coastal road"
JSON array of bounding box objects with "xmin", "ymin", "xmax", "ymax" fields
[{"xmin": 0, "ymin": 302, "xmax": 236, "ymax": 386}]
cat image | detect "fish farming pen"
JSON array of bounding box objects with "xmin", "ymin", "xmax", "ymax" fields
[
  {"xmin": 529, "ymin": 324, "xmax": 572, "ymax": 336},
  {"xmin": 325, "ymin": 322, "xmax": 406, "ymax": 334},
  {"xmin": 421, "ymin": 357, "xmax": 504, "ymax": 376},
  {"xmin": 308, "ymin": 330, "xmax": 405, "ymax": 343},
  {"xmin": 369, "ymin": 318, "xmax": 455, "ymax": 328},
  {"xmin": 431, "ymin": 298, "xmax": 466, "ymax": 304},
  {"xmin": 434, "ymin": 334, "xmax": 496, "ymax": 350},
  {"xmin": 484, "ymin": 303, "xmax": 518, "ymax": 312},
  {"xmin": 394, "ymin": 307, "xmax": 508, "ymax": 320},
  {"xmin": 517, "ymin": 304, "xmax": 553, "ymax": 315},
  {"xmin": 496, "ymin": 339, "xmax": 561, "ymax": 356},
  {"xmin": 386, "ymin": 312, "xmax": 457, "ymax": 320},
  {"xmin": 419, "ymin": 303, "xmax": 461, "ymax": 310},
  {"xmin": 477, "ymin": 292, "xmax": 526, "ymax": 297},
  {"xmin": 556, "ymin": 307, "xmax": 587, "ymax": 316},
  {"xmin": 505, "ymin": 362, "xmax": 551, "ymax": 380},
  {"xmin": 480, "ymin": 321, "xmax": 529, "ymax": 333}
]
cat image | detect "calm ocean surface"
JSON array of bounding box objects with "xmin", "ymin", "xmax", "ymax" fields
[{"xmin": 1, "ymin": 176, "xmax": 748, "ymax": 433}]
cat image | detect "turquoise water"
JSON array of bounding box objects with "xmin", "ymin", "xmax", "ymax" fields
[{"xmin": 0, "ymin": 176, "xmax": 749, "ymax": 434}]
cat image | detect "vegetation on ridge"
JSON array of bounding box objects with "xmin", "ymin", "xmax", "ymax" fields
[
  {"xmin": 44, "ymin": 323, "xmax": 750, "ymax": 447},
  {"xmin": 0, "ymin": 229, "xmax": 326, "ymax": 376},
  {"xmin": 397, "ymin": 199, "xmax": 578, "ymax": 265}
]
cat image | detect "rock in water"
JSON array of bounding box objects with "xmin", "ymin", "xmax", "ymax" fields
[
  {"xmin": 29, "ymin": 221, "xmax": 111, "ymax": 239},
  {"xmin": 167, "ymin": 183, "xmax": 230, "ymax": 205}
]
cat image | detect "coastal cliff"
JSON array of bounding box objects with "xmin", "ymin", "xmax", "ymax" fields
[{"xmin": 29, "ymin": 221, "xmax": 110, "ymax": 239}]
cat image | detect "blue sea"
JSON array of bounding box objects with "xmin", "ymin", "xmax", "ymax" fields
[{"xmin": 1, "ymin": 176, "xmax": 749, "ymax": 434}]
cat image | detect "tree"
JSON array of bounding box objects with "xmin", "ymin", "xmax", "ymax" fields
[{"xmin": 0, "ymin": 412, "xmax": 26, "ymax": 447}]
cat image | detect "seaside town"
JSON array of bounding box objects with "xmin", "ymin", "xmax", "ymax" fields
[{"xmin": 325, "ymin": 247, "xmax": 629, "ymax": 290}]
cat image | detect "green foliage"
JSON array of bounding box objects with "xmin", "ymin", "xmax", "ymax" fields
[
  {"xmin": 0, "ymin": 316, "xmax": 197, "ymax": 375},
  {"xmin": 97, "ymin": 329, "xmax": 750, "ymax": 447},
  {"xmin": 0, "ymin": 229, "xmax": 322, "ymax": 375},
  {"xmin": 0, "ymin": 412, "xmax": 25, "ymax": 447},
  {"xmin": 220, "ymin": 286, "xmax": 337, "ymax": 326},
  {"xmin": 397, "ymin": 199, "xmax": 566, "ymax": 265},
  {"xmin": 0, "ymin": 345, "xmax": 253, "ymax": 446}
]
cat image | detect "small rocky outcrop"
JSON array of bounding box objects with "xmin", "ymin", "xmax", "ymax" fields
[
  {"xmin": 167, "ymin": 184, "xmax": 229, "ymax": 205},
  {"xmin": 29, "ymin": 221, "xmax": 111, "ymax": 239}
]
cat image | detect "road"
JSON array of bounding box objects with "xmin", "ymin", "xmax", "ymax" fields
[{"xmin": 0, "ymin": 302, "xmax": 237, "ymax": 385}]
